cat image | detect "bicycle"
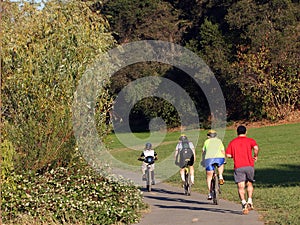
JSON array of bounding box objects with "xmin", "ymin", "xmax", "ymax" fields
[
  {"xmin": 140, "ymin": 156, "xmax": 155, "ymax": 192},
  {"xmin": 183, "ymin": 161, "xmax": 192, "ymax": 196},
  {"xmin": 210, "ymin": 163, "xmax": 221, "ymax": 205}
]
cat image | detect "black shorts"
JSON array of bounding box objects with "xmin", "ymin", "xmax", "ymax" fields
[{"xmin": 179, "ymin": 156, "xmax": 194, "ymax": 168}]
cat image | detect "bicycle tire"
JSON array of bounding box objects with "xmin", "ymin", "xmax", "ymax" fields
[
  {"xmin": 187, "ymin": 175, "xmax": 191, "ymax": 196},
  {"xmin": 213, "ymin": 174, "xmax": 219, "ymax": 205},
  {"xmin": 146, "ymin": 168, "xmax": 151, "ymax": 192},
  {"xmin": 184, "ymin": 167, "xmax": 191, "ymax": 196}
]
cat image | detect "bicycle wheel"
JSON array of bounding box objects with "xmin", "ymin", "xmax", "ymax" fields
[
  {"xmin": 213, "ymin": 175, "xmax": 219, "ymax": 205},
  {"xmin": 186, "ymin": 175, "xmax": 191, "ymax": 196},
  {"xmin": 146, "ymin": 168, "xmax": 151, "ymax": 192},
  {"xmin": 184, "ymin": 168, "xmax": 191, "ymax": 196}
]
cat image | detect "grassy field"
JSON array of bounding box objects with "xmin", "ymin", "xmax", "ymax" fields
[{"xmin": 106, "ymin": 123, "xmax": 300, "ymax": 225}]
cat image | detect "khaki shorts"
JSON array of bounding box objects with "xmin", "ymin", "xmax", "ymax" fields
[{"xmin": 142, "ymin": 162, "xmax": 155, "ymax": 172}]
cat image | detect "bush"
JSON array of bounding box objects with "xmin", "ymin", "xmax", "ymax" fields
[{"xmin": 1, "ymin": 163, "xmax": 147, "ymax": 225}]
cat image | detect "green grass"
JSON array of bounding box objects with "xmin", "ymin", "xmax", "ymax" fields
[{"xmin": 105, "ymin": 123, "xmax": 300, "ymax": 225}]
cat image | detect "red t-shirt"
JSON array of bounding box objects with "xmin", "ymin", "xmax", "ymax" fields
[{"xmin": 226, "ymin": 136, "xmax": 258, "ymax": 169}]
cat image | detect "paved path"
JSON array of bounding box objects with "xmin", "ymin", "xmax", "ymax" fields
[{"xmin": 134, "ymin": 182, "xmax": 264, "ymax": 225}]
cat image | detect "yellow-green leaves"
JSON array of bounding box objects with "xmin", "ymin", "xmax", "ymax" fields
[{"xmin": 1, "ymin": 0, "xmax": 115, "ymax": 172}]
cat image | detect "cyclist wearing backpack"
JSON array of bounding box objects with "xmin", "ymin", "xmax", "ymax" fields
[
  {"xmin": 138, "ymin": 143, "xmax": 158, "ymax": 185},
  {"xmin": 202, "ymin": 130, "xmax": 225, "ymax": 200},
  {"xmin": 175, "ymin": 134, "xmax": 196, "ymax": 185}
]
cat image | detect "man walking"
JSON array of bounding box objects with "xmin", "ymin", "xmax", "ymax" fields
[{"xmin": 226, "ymin": 125, "xmax": 259, "ymax": 215}]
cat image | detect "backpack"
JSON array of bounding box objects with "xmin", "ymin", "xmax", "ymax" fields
[{"xmin": 176, "ymin": 140, "xmax": 194, "ymax": 168}]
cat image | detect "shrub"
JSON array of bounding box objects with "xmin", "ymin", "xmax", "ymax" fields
[{"xmin": 1, "ymin": 163, "xmax": 147, "ymax": 225}]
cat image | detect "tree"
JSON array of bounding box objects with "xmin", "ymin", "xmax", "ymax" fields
[
  {"xmin": 1, "ymin": 0, "xmax": 115, "ymax": 172},
  {"xmin": 102, "ymin": 0, "xmax": 188, "ymax": 44},
  {"xmin": 227, "ymin": 0, "xmax": 300, "ymax": 120},
  {"xmin": 101, "ymin": 0, "xmax": 194, "ymax": 128}
]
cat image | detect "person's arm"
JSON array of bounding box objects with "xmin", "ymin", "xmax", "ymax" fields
[
  {"xmin": 138, "ymin": 152, "xmax": 145, "ymax": 161},
  {"xmin": 192, "ymin": 147, "xmax": 196, "ymax": 162},
  {"xmin": 190, "ymin": 142, "xmax": 196, "ymax": 161},
  {"xmin": 154, "ymin": 151, "xmax": 158, "ymax": 160},
  {"xmin": 226, "ymin": 153, "xmax": 232, "ymax": 158},
  {"xmin": 174, "ymin": 143, "xmax": 179, "ymax": 159},
  {"xmin": 253, "ymin": 145, "xmax": 259, "ymax": 161},
  {"xmin": 225, "ymin": 145, "xmax": 232, "ymax": 158},
  {"xmin": 220, "ymin": 141, "xmax": 225, "ymax": 158},
  {"xmin": 221, "ymin": 150, "xmax": 226, "ymax": 157}
]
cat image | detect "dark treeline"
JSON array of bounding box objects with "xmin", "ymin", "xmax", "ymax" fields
[{"xmin": 100, "ymin": 0, "xmax": 300, "ymax": 129}]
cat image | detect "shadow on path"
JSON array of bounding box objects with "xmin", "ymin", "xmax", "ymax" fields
[
  {"xmin": 142, "ymin": 187, "xmax": 241, "ymax": 215},
  {"xmin": 153, "ymin": 204, "xmax": 241, "ymax": 215},
  {"xmin": 135, "ymin": 183, "xmax": 264, "ymax": 225}
]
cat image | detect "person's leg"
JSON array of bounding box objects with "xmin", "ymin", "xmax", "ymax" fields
[
  {"xmin": 180, "ymin": 168, "xmax": 185, "ymax": 182},
  {"xmin": 218, "ymin": 164, "xmax": 224, "ymax": 184},
  {"xmin": 206, "ymin": 170, "xmax": 213, "ymax": 192},
  {"xmin": 246, "ymin": 181, "xmax": 253, "ymax": 199},
  {"xmin": 246, "ymin": 181, "xmax": 254, "ymax": 209},
  {"xmin": 142, "ymin": 163, "xmax": 146, "ymax": 180},
  {"xmin": 238, "ymin": 181, "xmax": 248, "ymax": 214},
  {"xmin": 151, "ymin": 164, "xmax": 155, "ymax": 184},
  {"xmin": 234, "ymin": 168, "xmax": 250, "ymax": 214},
  {"xmin": 190, "ymin": 165, "xmax": 194, "ymax": 184},
  {"xmin": 245, "ymin": 167, "xmax": 255, "ymax": 209},
  {"xmin": 206, "ymin": 170, "xmax": 213, "ymax": 199},
  {"xmin": 237, "ymin": 181, "xmax": 246, "ymax": 201},
  {"xmin": 151, "ymin": 171, "xmax": 155, "ymax": 185}
]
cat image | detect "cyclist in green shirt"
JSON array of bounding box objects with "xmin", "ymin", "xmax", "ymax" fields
[{"xmin": 202, "ymin": 130, "xmax": 226, "ymax": 200}]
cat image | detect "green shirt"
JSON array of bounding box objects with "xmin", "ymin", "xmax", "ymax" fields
[{"xmin": 202, "ymin": 138, "xmax": 225, "ymax": 159}]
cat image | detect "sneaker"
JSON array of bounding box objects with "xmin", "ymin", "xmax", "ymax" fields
[
  {"xmin": 242, "ymin": 203, "xmax": 249, "ymax": 215},
  {"xmin": 247, "ymin": 202, "xmax": 254, "ymax": 210},
  {"xmin": 207, "ymin": 193, "xmax": 212, "ymax": 200},
  {"xmin": 219, "ymin": 179, "xmax": 225, "ymax": 185},
  {"xmin": 142, "ymin": 174, "xmax": 146, "ymax": 181}
]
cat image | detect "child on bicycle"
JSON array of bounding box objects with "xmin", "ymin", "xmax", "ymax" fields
[
  {"xmin": 202, "ymin": 130, "xmax": 225, "ymax": 200},
  {"xmin": 138, "ymin": 143, "xmax": 158, "ymax": 185},
  {"xmin": 175, "ymin": 134, "xmax": 196, "ymax": 185}
]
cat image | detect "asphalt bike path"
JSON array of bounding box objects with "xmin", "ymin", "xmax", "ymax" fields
[{"xmin": 134, "ymin": 182, "xmax": 264, "ymax": 225}]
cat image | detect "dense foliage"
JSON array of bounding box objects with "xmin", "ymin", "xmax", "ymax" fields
[
  {"xmin": 1, "ymin": 161, "xmax": 147, "ymax": 224},
  {"xmin": 1, "ymin": 0, "xmax": 115, "ymax": 172},
  {"xmin": 102, "ymin": 0, "xmax": 300, "ymax": 123}
]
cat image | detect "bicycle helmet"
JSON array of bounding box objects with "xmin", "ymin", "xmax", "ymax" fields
[
  {"xmin": 179, "ymin": 134, "xmax": 188, "ymax": 141},
  {"xmin": 207, "ymin": 129, "xmax": 217, "ymax": 138},
  {"xmin": 145, "ymin": 142, "xmax": 152, "ymax": 150}
]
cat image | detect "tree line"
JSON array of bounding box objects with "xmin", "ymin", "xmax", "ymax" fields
[{"xmin": 101, "ymin": 0, "xmax": 300, "ymax": 124}]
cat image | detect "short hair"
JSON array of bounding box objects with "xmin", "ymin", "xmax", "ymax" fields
[{"xmin": 237, "ymin": 125, "xmax": 247, "ymax": 135}]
